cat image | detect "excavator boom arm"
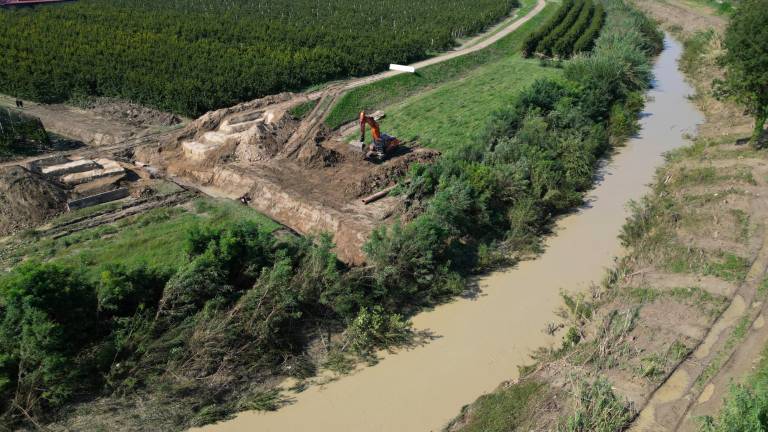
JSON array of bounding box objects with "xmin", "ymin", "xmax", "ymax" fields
[{"xmin": 359, "ymin": 111, "xmax": 381, "ymax": 142}]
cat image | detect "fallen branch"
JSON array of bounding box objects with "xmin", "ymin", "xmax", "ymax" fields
[{"xmin": 361, "ymin": 185, "xmax": 398, "ymax": 205}]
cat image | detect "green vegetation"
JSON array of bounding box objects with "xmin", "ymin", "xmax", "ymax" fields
[
  {"xmin": 680, "ymin": 29, "xmax": 717, "ymax": 77},
  {"xmin": 0, "ymin": 107, "xmax": 49, "ymax": 158},
  {"xmin": 0, "ymin": 0, "xmax": 517, "ymax": 117},
  {"xmin": 692, "ymin": 0, "xmax": 739, "ymax": 15},
  {"xmin": 288, "ymin": 99, "xmax": 318, "ymax": 120},
  {"xmin": 715, "ymin": 0, "xmax": 768, "ymax": 146},
  {"xmin": 452, "ymin": 380, "xmax": 546, "ymax": 432},
  {"xmin": 0, "ymin": 198, "xmax": 415, "ymax": 429},
  {"xmin": 700, "ymin": 338, "xmax": 768, "ymax": 431},
  {"xmin": 522, "ymin": 0, "xmax": 606, "ymax": 58},
  {"xmin": 324, "ymin": 0, "xmax": 549, "ymax": 130},
  {"xmin": 378, "ymin": 58, "xmax": 561, "ymax": 151},
  {"xmin": 4, "ymin": 199, "xmax": 280, "ymax": 280},
  {"xmin": 559, "ymin": 377, "xmax": 633, "ymax": 431}
]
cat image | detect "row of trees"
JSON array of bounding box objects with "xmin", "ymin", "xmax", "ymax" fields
[
  {"xmin": 521, "ymin": 0, "xmax": 605, "ymax": 58},
  {"xmin": 717, "ymin": 0, "xmax": 768, "ymax": 146},
  {"xmin": 0, "ymin": 0, "xmax": 517, "ymax": 117}
]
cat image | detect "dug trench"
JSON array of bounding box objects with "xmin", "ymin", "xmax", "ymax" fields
[{"xmin": 191, "ymin": 34, "xmax": 704, "ymax": 432}]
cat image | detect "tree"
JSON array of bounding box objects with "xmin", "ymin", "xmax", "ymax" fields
[{"xmin": 717, "ymin": 0, "xmax": 768, "ymax": 147}]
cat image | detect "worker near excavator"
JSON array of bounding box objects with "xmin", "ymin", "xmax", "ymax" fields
[{"xmin": 359, "ymin": 111, "xmax": 400, "ymax": 160}]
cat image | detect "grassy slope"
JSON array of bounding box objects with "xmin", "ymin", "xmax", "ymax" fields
[
  {"xmin": 379, "ymin": 58, "xmax": 560, "ymax": 151},
  {"xmin": 324, "ymin": 0, "xmax": 556, "ymax": 130},
  {"xmin": 4, "ymin": 198, "xmax": 279, "ymax": 281}
]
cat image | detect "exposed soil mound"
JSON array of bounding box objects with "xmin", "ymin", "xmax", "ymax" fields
[
  {"xmin": 85, "ymin": 98, "xmax": 182, "ymax": 128},
  {"xmin": 346, "ymin": 148, "xmax": 441, "ymax": 198},
  {"xmin": 138, "ymin": 92, "xmax": 439, "ymax": 263},
  {"xmin": 0, "ymin": 166, "xmax": 67, "ymax": 235},
  {"xmin": 178, "ymin": 93, "xmax": 296, "ymax": 138}
]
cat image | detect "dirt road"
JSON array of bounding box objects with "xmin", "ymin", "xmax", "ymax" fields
[
  {"xmin": 195, "ymin": 35, "xmax": 702, "ymax": 432},
  {"xmin": 296, "ymin": 0, "xmax": 547, "ymax": 129},
  {"xmin": 338, "ymin": 0, "xmax": 547, "ymax": 92}
]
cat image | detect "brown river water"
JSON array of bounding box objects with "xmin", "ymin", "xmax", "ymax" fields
[{"xmin": 196, "ymin": 35, "xmax": 703, "ymax": 432}]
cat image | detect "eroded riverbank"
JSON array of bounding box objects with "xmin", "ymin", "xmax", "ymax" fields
[{"xmin": 198, "ymin": 35, "xmax": 702, "ymax": 432}]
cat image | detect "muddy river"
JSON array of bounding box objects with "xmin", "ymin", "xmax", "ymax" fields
[{"xmin": 197, "ymin": 35, "xmax": 703, "ymax": 432}]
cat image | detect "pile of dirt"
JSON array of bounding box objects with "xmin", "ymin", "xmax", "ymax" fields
[
  {"xmin": 0, "ymin": 166, "xmax": 67, "ymax": 236},
  {"xmin": 178, "ymin": 93, "xmax": 295, "ymax": 138},
  {"xmin": 137, "ymin": 91, "xmax": 439, "ymax": 264},
  {"xmin": 85, "ymin": 98, "xmax": 182, "ymax": 128},
  {"xmin": 345, "ymin": 148, "xmax": 441, "ymax": 198},
  {"xmin": 233, "ymin": 108, "xmax": 303, "ymax": 162}
]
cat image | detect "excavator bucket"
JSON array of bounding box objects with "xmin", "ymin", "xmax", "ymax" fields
[{"xmin": 348, "ymin": 140, "xmax": 366, "ymax": 153}]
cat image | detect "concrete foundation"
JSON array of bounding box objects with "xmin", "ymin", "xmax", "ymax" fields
[
  {"xmin": 41, "ymin": 159, "xmax": 99, "ymax": 177},
  {"xmin": 61, "ymin": 158, "xmax": 125, "ymax": 185},
  {"xmin": 67, "ymin": 187, "xmax": 130, "ymax": 211}
]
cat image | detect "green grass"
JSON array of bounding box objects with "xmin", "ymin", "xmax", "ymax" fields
[
  {"xmin": 700, "ymin": 329, "xmax": 768, "ymax": 431},
  {"xmin": 378, "ymin": 58, "xmax": 561, "ymax": 151},
  {"xmin": 453, "ymin": 380, "xmax": 545, "ymax": 432},
  {"xmin": 324, "ymin": 0, "xmax": 556, "ymax": 130},
  {"xmin": 665, "ymin": 248, "xmax": 750, "ymax": 284},
  {"xmin": 3, "ymin": 198, "xmax": 279, "ymax": 281},
  {"xmin": 289, "ymin": 99, "xmax": 318, "ymax": 119}
]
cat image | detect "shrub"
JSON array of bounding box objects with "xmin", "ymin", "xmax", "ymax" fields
[
  {"xmin": 346, "ymin": 306, "xmax": 412, "ymax": 355},
  {"xmin": 0, "ymin": 262, "xmax": 101, "ymax": 420}
]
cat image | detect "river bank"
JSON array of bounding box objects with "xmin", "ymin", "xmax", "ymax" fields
[{"xmin": 453, "ymin": 0, "xmax": 768, "ymax": 428}]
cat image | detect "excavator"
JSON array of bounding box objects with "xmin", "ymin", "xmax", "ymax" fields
[{"xmin": 358, "ymin": 111, "xmax": 400, "ymax": 161}]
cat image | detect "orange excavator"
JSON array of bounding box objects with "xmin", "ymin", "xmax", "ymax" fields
[{"xmin": 358, "ymin": 111, "xmax": 400, "ymax": 161}]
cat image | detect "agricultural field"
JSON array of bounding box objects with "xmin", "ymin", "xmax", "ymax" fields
[
  {"xmin": 522, "ymin": 0, "xmax": 605, "ymax": 58},
  {"xmin": 0, "ymin": 0, "xmax": 518, "ymax": 117}
]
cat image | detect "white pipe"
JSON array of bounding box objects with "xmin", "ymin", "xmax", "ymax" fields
[{"xmin": 389, "ymin": 64, "xmax": 416, "ymax": 73}]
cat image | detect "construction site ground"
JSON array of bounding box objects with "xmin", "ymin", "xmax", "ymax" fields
[
  {"xmin": 0, "ymin": 94, "xmax": 183, "ymax": 147},
  {"xmin": 129, "ymin": 0, "xmax": 548, "ymax": 264},
  {"xmin": 0, "ymin": 0, "xmax": 547, "ymax": 265}
]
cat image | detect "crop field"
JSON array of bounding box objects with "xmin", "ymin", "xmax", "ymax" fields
[
  {"xmin": 0, "ymin": 0, "xmax": 517, "ymax": 117},
  {"xmin": 522, "ymin": 0, "xmax": 605, "ymax": 58}
]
